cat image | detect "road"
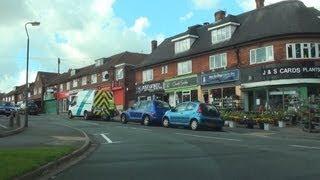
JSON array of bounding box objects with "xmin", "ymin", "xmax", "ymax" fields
[{"xmin": 37, "ymin": 115, "xmax": 320, "ymax": 180}]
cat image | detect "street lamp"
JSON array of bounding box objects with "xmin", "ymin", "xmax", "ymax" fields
[{"xmin": 24, "ymin": 21, "xmax": 40, "ymax": 128}]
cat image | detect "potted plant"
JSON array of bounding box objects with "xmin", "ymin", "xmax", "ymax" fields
[
  {"xmin": 229, "ymin": 112, "xmax": 241, "ymax": 128},
  {"xmin": 220, "ymin": 111, "xmax": 230, "ymax": 126},
  {"xmin": 253, "ymin": 114, "xmax": 264, "ymax": 129},
  {"xmin": 244, "ymin": 113, "xmax": 255, "ymax": 129},
  {"xmin": 276, "ymin": 111, "xmax": 286, "ymax": 128},
  {"xmin": 261, "ymin": 113, "xmax": 273, "ymax": 131}
]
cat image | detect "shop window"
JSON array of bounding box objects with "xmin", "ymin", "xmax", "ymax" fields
[
  {"xmin": 210, "ymin": 53, "xmax": 227, "ymax": 69},
  {"xmin": 142, "ymin": 69, "xmax": 153, "ymax": 82},
  {"xmin": 286, "ymin": 43, "xmax": 320, "ymax": 59},
  {"xmin": 250, "ymin": 46, "xmax": 274, "ymax": 64},
  {"xmin": 177, "ymin": 60, "xmax": 192, "ymax": 75}
]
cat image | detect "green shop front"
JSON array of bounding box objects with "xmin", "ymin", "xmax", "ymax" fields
[
  {"xmin": 241, "ymin": 61, "xmax": 320, "ymax": 112},
  {"xmin": 164, "ymin": 74, "xmax": 199, "ymax": 107}
]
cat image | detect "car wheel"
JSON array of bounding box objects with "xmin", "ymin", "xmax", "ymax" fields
[
  {"xmin": 84, "ymin": 111, "xmax": 89, "ymax": 120},
  {"xmin": 143, "ymin": 115, "xmax": 150, "ymax": 126},
  {"xmin": 121, "ymin": 114, "xmax": 128, "ymax": 124},
  {"xmin": 68, "ymin": 111, "xmax": 74, "ymax": 119},
  {"xmin": 190, "ymin": 120, "xmax": 199, "ymax": 131},
  {"xmin": 163, "ymin": 117, "xmax": 170, "ymax": 128}
]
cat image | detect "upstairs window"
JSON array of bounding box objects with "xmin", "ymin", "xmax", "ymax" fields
[
  {"xmin": 161, "ymin": 65, "xmax": 168, "ymax": 74},
  {"xmin": 142, "ymin": 69, "xmax": 153, "ymax": 82},
  {"xmin": 177, "ymin": 60, "xmax": 192, "ymax": 75},
  {"xmin": 95, "ymin": 59, "xmax": 104, "ymax": 67},
  {"xmin": 250, "ymin": 46, "xmax": 274, "ymax": 64},
  {"xmin": 210, "ymin": 53, "xmax": 227, "ymax": 69},
  {"xmin": 91, "ymin": 74, "xmax": 97, "ymax": 84},
  {"xmin": 60, "ymin": 84, "xmax": 63, "ymax": 91},
  {"xmin": 175, "ymin": 39, "xmax": 191, "ymax": 54},
  {"xmin": 82, "ymin": 76, "xmax": 87, "ymax": 86},
  {"xmin": 286, "ymin": 43, "xmax": 320, "ymax": 59},
  {"xmin": 116, "ymin": 68, "xmax": 124, "ymax": 80},
  {"xmin": 66, "ymin": 82, "xmax": 70, "ymax": 90},
  {"xmin": 102, "ymin": 71, "xmax": 109, "ymax": 81},
  {"xmin": 210, "ymin": 24, "xmax": 238, "ymax": 44},
  {"xmin": 73, "ymin": 79, "xmax": 78, "ymax": 88},
  {"xmin": 70, "ymin": 69, "xmax": 76, "ymax": 76}
]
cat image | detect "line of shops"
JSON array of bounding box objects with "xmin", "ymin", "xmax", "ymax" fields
[{"xmin": 135, "ymin": 61, "xmax": 320, "ymax": 112}]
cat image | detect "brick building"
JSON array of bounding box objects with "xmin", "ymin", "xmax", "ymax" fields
[
  {"xmin": 46, "ymin": 51, "xmax": 147, "ymax": 113},
  {"xmin": 135, "ymin": 0, "xmax": 320, "ymax": 111}
]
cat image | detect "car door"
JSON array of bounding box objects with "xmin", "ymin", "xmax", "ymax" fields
[
  {"xmin": 182, "ymin": 102, "xmax": 197, "ymax": 125},
  {"xmin": 136, "ymin": 101, "xmax": 149, "ymax": 120},
  {"xmin": 128, "ymin": 102, "xmax": 140, "ymax": 121},
  {"xmin": 170, "ymin": 103, "xmax": 187, "ymax": 124}
]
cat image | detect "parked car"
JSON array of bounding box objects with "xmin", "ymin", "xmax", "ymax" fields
[
  {"xmin": 68, "ymin": 89, "xmax": 117, "ymax": 120},
  {"xmin": 0, "ymin": 102, "xmax": 17, "ymax": 116},
  {"xmin": 121, "ymin": 100, "xmax": 171, "ymax": 126},
  {"xmin": 162, "ymin": 102, "xmax": 224, "ymax": 131},
  {"xmin": 20, "ymin": 102, "xmax": 39, "ymax": 115}
]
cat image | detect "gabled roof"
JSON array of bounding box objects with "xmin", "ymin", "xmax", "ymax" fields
[
  {"xmin": 36, "ymin": 71, "xmax": 59, "ymax": 86},
  {"xmin": 47, "ymin": 51, "xmax": 147, "ymax": 86},
  {"xmin": 139, "ymin": 0, "xmax": 320, "ymax": 68}
]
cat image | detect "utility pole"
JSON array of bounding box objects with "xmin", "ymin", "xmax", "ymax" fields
[{"xmin": 56, "ymin": 58, "xmax": 61, "ymax": 115}]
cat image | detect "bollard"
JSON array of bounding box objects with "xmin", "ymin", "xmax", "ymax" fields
[
  {"xmin": 9, "ymin": 111, "xmax": 15, "ymax": 128},
  {"xmin": 16, "ymin": 112, "xmax": 21, "ymax": 127}
]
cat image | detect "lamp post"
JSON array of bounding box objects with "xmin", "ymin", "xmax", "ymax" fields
[{"xmin": 24, "ymin": 21, "xmax": 40, "ymax": 128}]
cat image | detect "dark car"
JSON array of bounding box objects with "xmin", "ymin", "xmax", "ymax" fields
[
  {"xmin": 0, "ymin": 102, "xmax": 17, "ymax": 116},
  {"xmin": 26, "ymin": 102, "xmax": 39, "ymax": 115},
  {"xmin": 163, "ymin": 102, "xmax": 224, "ymax": 131},
  {"xmin": 121, "ymin": 100, "xmax": 170, "ymax": 126}
]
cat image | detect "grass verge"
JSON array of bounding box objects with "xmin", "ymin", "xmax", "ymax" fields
[{"xmin": 0, "ymin": 146, "xmax": 74, "ymax": 180}]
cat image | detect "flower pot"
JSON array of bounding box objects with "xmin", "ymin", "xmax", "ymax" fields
[
  {"xmin": 229, "ymin": 121, "xmax": 236, "ymax": 128},
  {"xmin": 258, "ymin": 122, "xmax": 264, "ymax": 129},
  {"xmin": 224, "ymin": 120, "xmax": 230, "ymax": 126},
  {"xmin": 264, "ymin": 123, "xmax": 270, "ymax": 131},
  {"xmin": 278, "ymin": 121, "xmax": 286, "ymax": 128}
]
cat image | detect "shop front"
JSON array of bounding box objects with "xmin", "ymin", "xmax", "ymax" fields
[
  {"xmin": 200, "ymin": 69, "xmax": 241, "ymax": 109},
  {"xmin": 55, "ymin": 91, "xmax": 70, "ymax": 113},
  {"xmin": 164, "ymin": 74, "xmax": 199, "ymax": 107},
  {"xmin": 241, "ymin": 61, "xmax": 320, "ymax": 112},
  {"xmin": 136, "ymin": 81, "xmax": 167, "ymax": 101},
  {"xmin": 98, "ymin": 82, "xmax": 125, "ymax": 110}
]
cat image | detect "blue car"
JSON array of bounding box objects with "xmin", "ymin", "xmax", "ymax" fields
[
  {"xmin": 162, "ymin": 102, "xmax": 224, "ymax": 131},
  {"xmin": 121, "ymin": 100, "xmax": 170, "ymax": 126}
]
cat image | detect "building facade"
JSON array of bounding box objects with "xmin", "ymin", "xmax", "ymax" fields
[{"xmin": 135, "ymin": 0, "xmax": 320, "ymax": 111}]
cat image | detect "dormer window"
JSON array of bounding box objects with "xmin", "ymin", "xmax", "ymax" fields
[
  {"xmin": 172, "ymin": 34, "xmax": 198, "ymax": 54},
  {"xmin": 70, "ymin": 69, "xmax": 76, "ymax": 76},
  {"xmin": 208, "ymin": 22, "xmax": 239, "ymax": 44},
  {"xmin": 95, "ymin": 59, "xmax": 104, "ymax": 67}
]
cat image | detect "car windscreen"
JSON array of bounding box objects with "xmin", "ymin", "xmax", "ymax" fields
[
  {"xmin": 200, "ymin": 104, "xmax": 219, "ymax": 117},
  {"xmin": 155, "ymin": 101, "xmax": 170, "ymax": 109}
]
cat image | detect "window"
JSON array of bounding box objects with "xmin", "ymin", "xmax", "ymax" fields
[
  {"xmin": 38, "ymin": 87, "xmax": 42, "ymax": 94},
  {"xmin": 66, "ymin": 82, "xmax": 70, "ymax": 90},
  {"xmin": 211, "ymin": 25, "xmax": 236, "ymax": 44},
  {"xmin": 250, "ymin": 46, "xmax": 274, "ymax": 64},
  {"xmin": 73, "ymin": 79, "xmax": 78, "ymax": 88},
  {"xmin": 95, "ymin": 59, "xmax": 104, "ymax": 67},
  {"xmin": 175, "ymin": 39, "xmax": 191, "ymax": 54},
  {"xmin": 60, "ymin": 84, "xmax": 63, "ymax": 91},
  {"xmin": 102, "ymin": 71, "xmax": 109, "ymax": 81},
  {"xmin": 286, "ymin": 43, "xmax": 320, "ymax": 59},
  {"xmin": 34, "ymin": 88, "xmax": 37, "ymax": 95},
  {"xmin": 70, "ymin": 69, "xmax": 76, "ymax": 76},
  {"xmin": 143, "ymin": 69, "xmax": 153, "ymax": 82},
  {"xmin": 161, "ymin": 65, "xmax": 168, "ymax": 74},
  {"xmin": 177, "ymin": 60, "xmax": 192, "ymax": 75},
  {"xmin": 116, "ymin": 68, "xmax": 124, "ymax": 80},
  {"xmin": 82, "ymin": 76, "xmax": 87, "ymax": 86},
  {"xmin": 91, "ymin": 74, "xmax": 97, "ymax": 84},
  {"xmin": 209, "ymin": 53, "xmax": 227, "ymax": 69}
]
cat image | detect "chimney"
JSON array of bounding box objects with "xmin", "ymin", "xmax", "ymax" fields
[
  {"xmin": 214, "ymin": 10, "xmax": 226, "ymax": 22},
  {"xmin": 255, "ymin": 0, "xmax": 265, "ymax": 9},
  {"xmin": 151, "ymin": 40, "xmax": 157, "ymax": 53}
]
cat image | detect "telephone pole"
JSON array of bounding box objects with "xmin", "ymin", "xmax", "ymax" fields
[{"xmin": 56, "ymin": 58, "xmax": 61, "ymax": 115}]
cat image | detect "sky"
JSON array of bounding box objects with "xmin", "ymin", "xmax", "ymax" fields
[{"xmin": 0, "ymin": 0, "xmax": 319, "ymax": 93}]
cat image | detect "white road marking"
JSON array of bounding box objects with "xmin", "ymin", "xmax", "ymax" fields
[
  {"xmin": 94, "ymin": 132, "xmax": 109, "ymax": 135},
  {"xmin": 116, "ymin": 126, "xmax": 152, "ymax": 131},
  {"xmin": 289, "ymin": 145, "xmax": 320, "ymax": 150},
  {"xmin": 0, "ymin": 124, "xmax": 8, "ymax": 129},
  {"xmin": 175, "ymin": 133, "xmax": 242, "ymax": 142},
  {"xmin": 78, "ymin": 121, "xmax": 99, "ymax": 126},
  {"xmin": 101, "ymin": 133, "xmax": 113, "ymax": 144}
]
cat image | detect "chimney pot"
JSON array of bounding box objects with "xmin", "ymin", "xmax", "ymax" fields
[
  {"xmin": 151, "ymin": 40, "xmax": 157, "ymax": 53},
  {"xmin": 255, "ymin": 0, "xmax": 265, "ymax": 9},
  {"xmin": 214, "ymin": 10, "xmax": 226, "ymax": 22}
]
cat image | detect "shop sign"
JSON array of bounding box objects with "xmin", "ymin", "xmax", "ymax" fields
[
  {"xmin": 201, "ymin": 69, "xmax": 239, "ymax": 85},
  {"xmin": 164, "ymin": 76, "xmax": 198, "ymax": 90},
  {"xmin": 136, "ymin": 82, "xmax": 164, "ymax": 94},
  {"xmin": 262, "ymin": 67, "xmax": 320, "ymax": 76}
]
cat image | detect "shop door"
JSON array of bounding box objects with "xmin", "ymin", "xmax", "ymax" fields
[
  {"xmin": 113, "ymin": 89, "xmax": 124, "ymax": 106},
  {"xmin": 182, "ymin": 91, "xmax": 191, "ymax": 102}
]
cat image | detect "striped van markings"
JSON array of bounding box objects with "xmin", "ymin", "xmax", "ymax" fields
[
  {"xmin": 76, "ymin": 90, "xmax": 93, "ymax": 116},
  {"xmin": 93, "ymin": 90, "xmax": 113, "ymax": 116}
]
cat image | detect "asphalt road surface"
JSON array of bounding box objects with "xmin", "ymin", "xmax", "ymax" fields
[{"xmin": 37, "ymin": 115, "xmax": 320, "ymax": 180}]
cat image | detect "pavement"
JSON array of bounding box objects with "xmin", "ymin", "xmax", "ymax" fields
[
  {"xmin": 0, "ymin": 115, "xmax": 14, "ymax": 133},
  {"xmin": 31, "ymin": 115, "xmax": 319, "ymax": 180}
]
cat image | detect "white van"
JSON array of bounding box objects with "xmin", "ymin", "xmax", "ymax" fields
[{"xmin": 68, "ymin": 89, "xmax": 117, "ymax": 120}]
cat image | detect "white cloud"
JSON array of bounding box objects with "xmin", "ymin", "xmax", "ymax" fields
[
  {"xmin": 130, "ymin": 17, "xmax": 150, "ymax": 34},
  {"xmin": 192, "ymin": 0, "xmax": 219, "ymax": 10},
  {"xmin": 237, "ymin": 0, "xmax": 320, "ymax": 11},
  {"xmin": 0, "ymin": 0, "xmax": 159, "ymax": 93},
  {"xmin": 180, "ymin": 12, "xmax": 194, "ymax": 22}
]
